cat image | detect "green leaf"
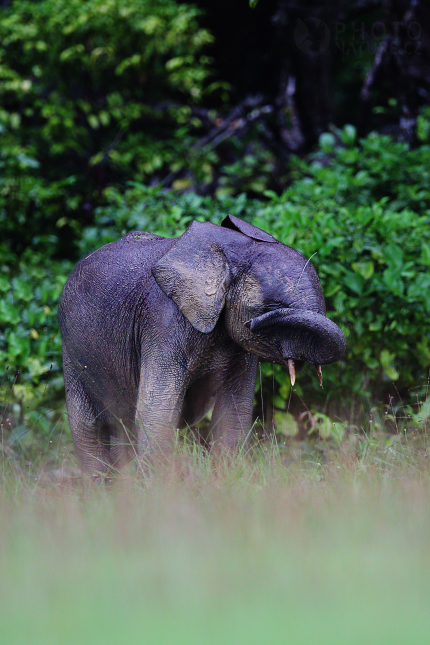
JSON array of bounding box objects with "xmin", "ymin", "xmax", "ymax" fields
[
  {"xmin": 382, "ymin": 269, "xmax": 403, "ymax": 295},
  {"xmin": 324, "ymin": 282, "xmax": 341, "ymax": 298},
  {"xmin": 0, "ymin": 275, "xmax": 11, "ymax": 292},
  {"xmin": 352, "ymin": 261, "xmax": 374, "ymax": 280},
  {"xmin": 382, "ymin": 365, "xmax": 399, "ymax": 381},
  {"xmin": 344, "ymin": 271, "xmax": 364, "ymax": 295},
  {"xmin": 88, "ymin": 114, "xmax": 99, "ymax": 129},
  {"xmin": 13, "ymin": 278, "xmax": 33, "ymax": 302},
  {"xmin": 420, "ymin": 244, "xmax": 430, "ymax": 266},
  {"xmin": 274, "ymin": 411, "xmax": 298, "ymax": 437},
  {"xmin": 384, "ymin": 244, "xmax": 403, "ymax": 271},
  {"xmin": 16, "ymin": 154, "xmax": 40, "ymax": 169},
  {"xmin": 314, "ymin": 413, "xmax": 333, "ymax": 439},
  {"xmin": 0, "ymin": 301, "xmax": 20, "ymax": 324},
  {"xmin": 332, "ymin": 290, "xmax": 347, "ymax": 313},
  {"xmin": 7, "ymin": 331, "xmax": 30, "ymax": 359},
  {"xmin": 380, "ymin": 349, "xmax": 393, "ymax": 368},
  {"xmin": 415, "ymin": 398, "xmax": 430, "ymax": 423},
  {"xmin": 380, "ymin": 349, "xmax": 399, "ymax": 381},
  {"xmin": 319, "ymin": 132, "xmax": 336, "ymax": 151},
  {"xmin": 339, "ymin": 124, "xmax": 356, "ymax": 146},
  {"xmin": 417, "ymin": 112, "xmax": 430, "ymax": 142}
]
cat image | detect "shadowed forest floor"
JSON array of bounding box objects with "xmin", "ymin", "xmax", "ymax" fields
[{"xmin": 1, "ymin": 437, "xmax": 430, "ymax": 645}]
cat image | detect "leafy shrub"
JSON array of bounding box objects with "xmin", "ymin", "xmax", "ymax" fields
[
  {"xmin": 0, "ymin": 0, "xmax": 219, "ymax": 255},
  {"xmin": 79, "ymin": 183, "xmax": 251, "ymax": 253},
  {"xmin": 0, "ymin": 246, "xmax": 72, "ymax": 445},
  {"xmin": 2, "ymin": 128, "xmax": 429, "ymax": 449},
  {"xmin": 257, "ymin": 128, "xmax": 430, "ymax": 406},
  {"xmin": 80, "ymin": 128, "xmax": 430, "ymax": 417}
]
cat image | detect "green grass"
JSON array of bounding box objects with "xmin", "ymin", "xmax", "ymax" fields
[{"xmin": 1, "ymin": 436, "xmax": 430, "ymax": 645}]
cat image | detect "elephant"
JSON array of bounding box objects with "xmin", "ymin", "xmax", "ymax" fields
[{"xmin": 58, "ymin": 214, "xmax": 346, "ymax": 476}]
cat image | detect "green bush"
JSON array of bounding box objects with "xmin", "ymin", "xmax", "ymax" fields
[
  {"xmin": 0, "ymin": 245, "xmax": 72, "ymax": 448},
  {"xmin": 2, "ymin": 128, "xmax": 429, "ymax": 450},
  {"xmin": 263, "ymin": 129, "xmax": 430, "ymax": 400},
  {"xmin": 0, "ymin": 0, "xmax": 219, "ymax": 255},
  {"xmin": 80, "ymin": 128, "xmax": 430, "ymax": 415}
]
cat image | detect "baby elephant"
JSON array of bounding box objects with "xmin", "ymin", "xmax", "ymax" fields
[{"xmin": 58, "ymin": 214, "xmax": 345, "ymax": 475}]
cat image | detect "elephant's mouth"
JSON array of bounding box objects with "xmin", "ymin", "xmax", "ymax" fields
[{"xmin": 244, "ymin": 307, "xmax": 346, "ymax": 387}]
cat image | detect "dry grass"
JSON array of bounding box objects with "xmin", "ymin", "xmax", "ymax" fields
[{"xmin": 1, "ymin": 435, "xmax": 430, "ymax": 644}]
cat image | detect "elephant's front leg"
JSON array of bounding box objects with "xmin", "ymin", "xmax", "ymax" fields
[
  {"xmin": 211, "ymin": 352, "xmax": 258, "ymax": 454},
  {"xmin": 135, "ymin": 364, "xmax": 187, "ymax": 468}
]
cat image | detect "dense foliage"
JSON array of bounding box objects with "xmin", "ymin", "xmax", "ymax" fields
[
  {"xmin": 3, "ymin": 0, "xmax": 429, "ymax": 264},
  {"xmin": 79, "ymin": 127, "xmax": 430, "ymax": 414},
  {"xmin": 0, "ymin": 0, "xmax": 220, "ymax": 256},
  {"xmin": 2, "ymin": 126, "xmax": 430, "ymax": 449},
  {"xmin": 1, "ymin": 0, "xmax": 429, "ymax": 452}
]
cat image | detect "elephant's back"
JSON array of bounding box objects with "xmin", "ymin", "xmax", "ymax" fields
[
  {"xmin": 58, "ymin": 231, "xmax": 175, "ymax": 349},
  {"xmin": 61, "ymin": 231, "xmax": 173, "ymax": 302}
]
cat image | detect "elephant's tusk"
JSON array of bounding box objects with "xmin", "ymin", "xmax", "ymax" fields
[
  {"xmin": 315, "ymin": 364, "xmax": 323, "ymax": 387},
  {"xmin": 288, "ymin": 359, "xmax": 296, "ymax": 386}
]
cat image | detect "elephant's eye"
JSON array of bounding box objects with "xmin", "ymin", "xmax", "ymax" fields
[{"xmin": 265, "ymin": 301, "xmax": 289, "ymax": 312}]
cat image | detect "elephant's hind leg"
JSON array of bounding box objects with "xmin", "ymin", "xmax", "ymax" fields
[{"xmin": 63, "ymin": 348, "xmax": 112, "ymax": 478}]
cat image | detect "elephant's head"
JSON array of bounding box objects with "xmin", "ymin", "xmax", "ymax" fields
[{"xmin": 152, "ymin": 215, "xmax": 346, "ymax": 384}]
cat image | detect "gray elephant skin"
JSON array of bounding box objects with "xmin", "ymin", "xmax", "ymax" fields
[{"xmin": 58, "ymin": 214, "xmax": 346, "ymax": 475}]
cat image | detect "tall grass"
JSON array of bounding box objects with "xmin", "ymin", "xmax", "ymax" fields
[{"xmin": 1, "ymin": 436, "xmax": 430, "ymax": 645}]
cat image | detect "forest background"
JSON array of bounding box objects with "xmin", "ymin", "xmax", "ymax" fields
[{"xmin": 1, "ymin": 0, "xmax": 430, "ymax": 461}]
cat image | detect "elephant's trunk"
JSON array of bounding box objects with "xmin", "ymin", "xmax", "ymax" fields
[{"xmin": 245, "ymin": 308, "xmax": 346, "ymax": 365}]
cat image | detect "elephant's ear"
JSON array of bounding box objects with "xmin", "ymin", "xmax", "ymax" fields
[
  {"xmin": 152, "ymin": 221, "xmax": 230, "ymax": 333},
  {"xmin": 221, "ymin": 214, "xmax": 277, "ymax": 243}
]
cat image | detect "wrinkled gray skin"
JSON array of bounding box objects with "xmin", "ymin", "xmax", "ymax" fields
[{"xmin": 58, "ymin": 215, "xmax": 346, "ymax": 475}]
